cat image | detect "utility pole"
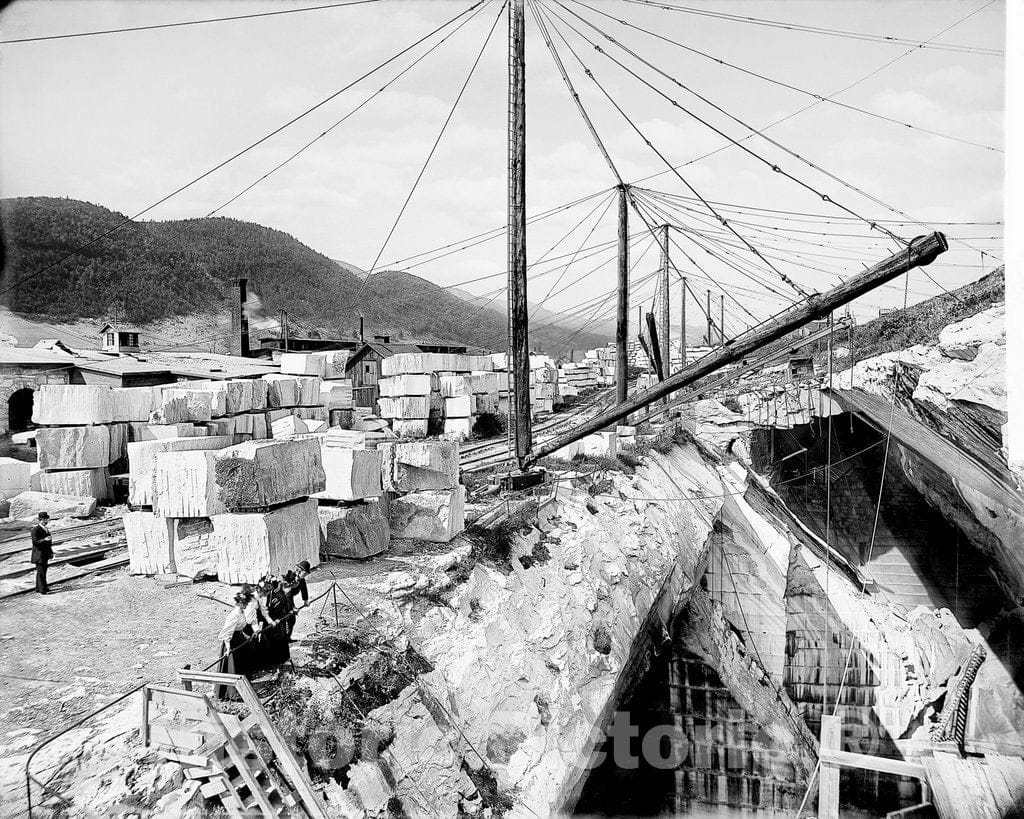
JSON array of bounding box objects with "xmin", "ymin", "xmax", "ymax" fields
[
  {"xmin": 720, "ymin": 294, "xmax": 726, "ymax": 346},
  {"xmin": 706, "ymin": 289, "xmax": 713, "ymax": 348},
  {"xmin": 616, "ymin": 184, "xmax": 630, "ymax": 404},
  {"xmin": 680, "ymin": 276, "xmax": 687, "ymax": 369},
  {"xmin": 659, "ymin": 224, "xmax": 670, "ymax": 378},
  {"xmin": 508, "ymin": 0, "xmax": 531, "ymax": 466}
]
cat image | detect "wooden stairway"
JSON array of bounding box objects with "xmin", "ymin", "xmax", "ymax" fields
[{"xmin": 141, "ymin": 671, "xmax": 328, "ymax": 819}]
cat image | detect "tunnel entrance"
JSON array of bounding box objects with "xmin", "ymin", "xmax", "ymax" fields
[{"xmin": 7, "ymin": 387, "xmax": 34, "ymax": 433}]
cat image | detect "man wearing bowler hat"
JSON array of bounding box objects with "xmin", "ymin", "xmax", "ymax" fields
[{"xmin": 30, "ymin": 512, "xmax": 53, "ymax": 594}]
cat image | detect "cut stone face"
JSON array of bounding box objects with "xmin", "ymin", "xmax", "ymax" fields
[
  {"xmin": 314, "ymin": 350, "xmax": 351, "ymax": 380},
  {"xmin": 214, "ymin": 438, "xmax": 326, "ymax": 511},
  {"xmin": 35, "ymin": 426, "xmax": 112, "ymax": 470},
  {"xmin": 33, "ymin": 385, "xmax": 115, "ymax": 426},
  {"xmin": 0, "ymin": 457, "xmax": 32, "ymax": 495},
  {"xmin": 381, "ymin": 353, "xmax": 473, "ymax": 376},
  {"xmin": 9, "ymin": 490, "xmax": 97, "ymax": 519},
  {"xmin": 581, "ymin": 431, "xmax": 617, "ymax": 458},
  {"xmin": 39, "ymin": 467, "xmax": 110, "ymax": 500},
  {"xmin": 185, "ymin": 381, "xmax": 253, "ymax": 416},
  {"xmin": 319, "ymin": 447, "xmax": 383, "ymax": 501},
  {"xmin": 280, "ymin": 352, "xmax": 327, "ymax": 378},
  {"xmin": 380, "ymin": 440, "xmax": 459, "ymax": 492},
  {"xmin": 320, "ymin": 382, "xmax": 354, "ymax": 409},
  {"xmin": 444, "ymin": 396, "xmax": 472, "ymax": 418},
  {"xmin": 443, "ymin": 418, "xmax": 473, "ymax": 440},
  {"xmin": 378, "ymin": 396, "xmax": 431, "ymax": 419},
  {"xmin": 127, "ymin": 435, "xmax": 234, "ymax": 506},
  {"xmin": 150, "ymin": 392, "xmax": 213, "ymax": 424},
  {"xmin": 438, "ymin": 375, "xmax": 472, "ymax": 398},
  {"xmin": 392, "ymin": 419, "xmax": 429, "ymax": 439},
  {"xmin": 124, "ymin": 511, "xmax": 174, "ymax": 575},
  {"xmin": 388, "ymin": 486, "xmax": 466, "ymax": 543},
  {"xmin": 212, "ymin": 498, "xmax": 320, "ymax": 584},
  {"xmin": 271, "ymin": 414, "xmax": 309, "ymax": 439},
  {"xmin": 379, "ymin": 375, "xmax": 433, "ymax": 397},
  {"xmin": 264, "ymin": 374, "xmax": 322, "ymax": 407},
  {"xmin": 172, "ymin": 517, "xmax": 218, "ymax": 578},
  {"xmin": 127, "ymin": 422, "xmax": 207, "ymax": 442},
  {"xmin": 110, "ymin": 386, "xmax": 164, "ymax": 422},
  {"xmin": 318, "ymin": 500, "xmax": 390, "ymax": 558},
  {"xmin": 153, "ymin": 451, "xmax": 225, "ymax": 517}
]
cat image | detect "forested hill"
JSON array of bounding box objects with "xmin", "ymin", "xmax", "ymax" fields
[{"xmin": 0, "ymin": 197, "xmax": 608, "ymax": 355}]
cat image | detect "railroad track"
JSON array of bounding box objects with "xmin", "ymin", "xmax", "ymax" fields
[
  {"xmin": 460, "ymin": 387, "xmax": 617, "ymax": 473},
  {"xmin": 0, "ymin": 517, "xmax": 125, "ymax": 559}
]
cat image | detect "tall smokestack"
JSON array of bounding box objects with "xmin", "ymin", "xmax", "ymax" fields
[
  {"xmin": 231, "ymin": 278, "xmax": 250, "ymax": 357},
  {"xmin": 358, "ymin": 314, "xmax": 364, "ymax": 342}
]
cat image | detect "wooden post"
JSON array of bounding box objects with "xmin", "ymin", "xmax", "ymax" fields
[
  {"xmin": 818, "ymin": 715, "xmax": 842, "ymax": 819},
  {"xmin": 616, "ymin": 184, "xmax": 630, "ymax": 404},
  {"xmin": 525, "ymin": 232, "xmax": 947, "ymax": 464},
  {"xmin": 659, "ymin": 224, "xmax": 670, "ymax": 377},
  {"xmin": 140, "ymin": 686, "xmax": 151, "ymax": 746},
  {"xmin": 680, "ymin": 276, "xmax": 687, "ymax": 369},
  {"xmin": 706, "ymin": 289, "xmax": 713, "ymax": 347},
  {"xmin": 508, "ymin": 0, "xmax": 531, "ymax": 466},
  {"xmin": 720, "ymin": 294, "xmax": 726, "ymax": 345}
]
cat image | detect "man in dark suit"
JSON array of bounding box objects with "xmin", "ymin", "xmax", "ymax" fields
[{"xmin": 30, "ymin": 512, "xmax": 53, "ymax": 594}]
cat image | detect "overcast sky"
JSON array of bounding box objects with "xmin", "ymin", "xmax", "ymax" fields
[{"xmin": 0, "ymin": 0, "xmax": 1006, "ymax": 333}]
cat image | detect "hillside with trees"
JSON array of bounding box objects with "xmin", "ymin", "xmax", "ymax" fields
[{"xmin": 0, "ymin": 197, "xmax": 609, "ymax": 355}]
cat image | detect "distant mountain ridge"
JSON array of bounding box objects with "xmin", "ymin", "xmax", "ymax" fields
[{"xmin": 0, "ymin": 197, "xmax": 609, "ymax": 355}]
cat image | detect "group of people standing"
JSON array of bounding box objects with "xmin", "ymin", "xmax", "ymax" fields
[{"xmin": 215, "ymin": 560, "xmax": 312, "ymax": 697}]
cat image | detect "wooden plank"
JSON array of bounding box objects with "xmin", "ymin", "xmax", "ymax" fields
[
  {"xmin": 234, "ymin": 677, "xmax": 329, "ymax": 819},
  {"xmin": 156, "ymin": 748, "xmax": 211, "ymax": 767},
  {"xmin": 149, "ymin": 723, "xmax": 209, "ymax": 752},
  {"xmin": 200, "ymin": 779, "xmax": 228, "ymax": 799},
  {"xmin": 986, "ymin": 754, "xmax": 1024, "ymax": 815},
  {"xmin": 818, "ymin": 715, "xmax": 842, "ymax": 819},
  {"xmin": 819, "ymin": 748, "xmax": 926, "ymax": 780},
  {"xmin": 926, "ymin": 751, "xmax": 1000, "ymax": 819},
  {"xmin": 208, "ymin": 707, "xmax": 278, "ymax": 818},
  {"xmin": 141, "ymin": 686, "xmax": 151, "ymax": 747},
  {"xmin": 148, "ymin": 686, "xmax": 212, "ymax": 720}
]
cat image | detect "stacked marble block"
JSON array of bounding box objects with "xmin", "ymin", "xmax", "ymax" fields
[
  {"xmin": 162, "ymin": 379, "xmax": 271, "ymax": 442},
  {"xmin": 314, "ymin": 429, "xmax": 390, "ymax": 559},
  {"xmin": 377, "ymin": 353, "xmax": 501, "ymax": 441},
  {"xmin": 550, "ymin": 430, "xmax": 618, "ymax": 461},
  {"xmin": 557, "ymin": 361, "xmax": 600, "ymax": 400},
  {"xmin": 584, "ymin": 345, "xmax": 618, "ymax": 385},
  {"xmin": 529, "ymin": 358, "xmax": 559, "ymax": 416},
  {"xmin": 278, "ymin": 351, "xmax": 353, "ymax": 432},
  {"xmin": 31, "ymin": 383, "xmax": 165, "ymax": 502},
  {"xmin": 125, "ymin": 437, "xmax": 323, "ymax": 582},
  {"xmin": 382, "ymin": 439, "xmax": 465, "ymax": 543}
]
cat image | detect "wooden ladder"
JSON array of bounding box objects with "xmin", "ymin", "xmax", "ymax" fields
[{"xmin": 141, "ymin": 672, "xmax": 328, "ymax": 819}]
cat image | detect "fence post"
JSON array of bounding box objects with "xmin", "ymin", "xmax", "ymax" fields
[
  {"xmin": 332, "ymin": 584, "xmax": 339, "ymax": 627},
  {"xmin": 818, "ymin": 715, "xmax": 842, "ymax": 819}
]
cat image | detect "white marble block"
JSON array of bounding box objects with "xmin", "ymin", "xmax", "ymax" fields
[
  {"xmin": 381, "ymin": 353, "xmax": 472, "ymax": 376},
  {"xmin": 582, "ymin": 431, "xmax": 617, "ymax": 458},
  {"xmin": 127, "ymin": 435, "xmax": 233, "ymax": 507},
  {"xmin": 318, "ymin": 500, "xmax": 390, "ymax": 559},
  {"xmin": 392, "ymin": 419, "xmax": 429, "ymax": 439},
  {"xmin": 111, "ymin": 386, "xmax": 164, "ymax": 422},
  {"xmin": 0, "ymin": 457, "xmax": 32, "ymax": 495},
  {"xmin": 33, "ymin": 385, "xmax": 115, "ymax": 426},
  {"xmin": 380, "ymin": 440, "xmax": 459, "ymax": 492},
  {"xmin": 319, "ymin": 447, "xmax": 383, "ymax": 501},
  {"xmin": 185, "ymin": 381, "xmax": 253, "ymax": 416},
  {"xmin": 378, "ymin": 396, "xmax": 431, "ymax": 419},
  {"xmin": 214, "ymin": 438, "xmax": 325, "ymax": 510},
  {"xmin": 124, "ymin": 511, "xmax": 174, "ymax": 575},
  {"xmin": 153, "ymin": 451, "xmax": 224, "ymax": 517},
  {"xmin": 151, "ymin": 391, "xmax": 213, "ymax": 424},
  {"xmin": 320, "ymin": 382, "xmax": 354, "ymax": 409},
  {"xmin": 128, "ymin": 422, "xmax": 207, "ymax": 442},
  {"xmin": 444, "ymin": 396, "xmax": 472, "ymax": 418},
  {"xmin": 388, "ymin": 486, "xmax": 466, "ymax": 543},
  {"xmin": 379, "ymin": 375, "xmax": 433, "ymax": 397},
  {"xmin": 280, "ymin": 352, "xmax": 327, "ymax": 378},
  {"xmin": 36, "ymin": 426, "xmax": 111, "ymax": 470},
  {"xmin": 438, "ymin": 375, "xmax": 472, "ymax": 398},
  {"xmin": 8, "ymin": 490, "xmax": 96, "ymax": 519},
  {"xmin": 443, "ymin": 418, "xmax": 473, "ymax": 440},
  {"xmin": 314, "ymin": 350, "xmax": 350, "ymax": 380},
  {"xmin": 172, "ymin": 517, "xmax": 218, "ymax": 578},
  {"xmin": 39, "ymin": 467, "xmax": 110, "ymax": 500},
  {"xmin": 213, "ymin": 499, "xmax": 320, "ymax": 584},
  {"xmin": 271, "ymin": 414, "xmax": 309, "ymax": 439}
]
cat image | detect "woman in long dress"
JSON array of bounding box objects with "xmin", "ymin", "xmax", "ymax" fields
[{"xmin": 215, "ymin": 591, "xmax": 252, "ymax": 700}]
